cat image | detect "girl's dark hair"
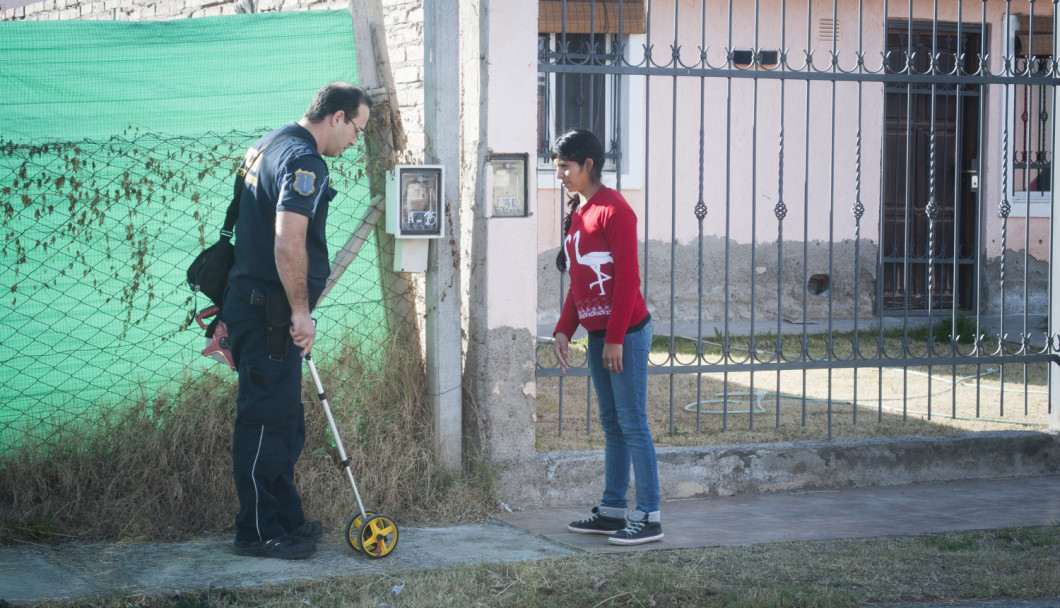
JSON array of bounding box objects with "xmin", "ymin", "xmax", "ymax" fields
[{"xmin": 551, "ymin": 129, "xmax": 605, "ymax": 271}]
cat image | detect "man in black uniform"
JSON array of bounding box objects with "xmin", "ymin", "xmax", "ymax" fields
[{"xmin": 223, "ymin": 82, "xmax": 372, "ymax": 560}]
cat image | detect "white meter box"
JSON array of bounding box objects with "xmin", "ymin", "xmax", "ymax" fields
[{"xmin": 386, "ymin": 165, "xmax": 444, "ymax": 239}]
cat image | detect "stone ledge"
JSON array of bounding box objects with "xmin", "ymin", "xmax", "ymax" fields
[{"xmin": 496, "ymin": 430, "xmax": 1060, "ymax": 507}]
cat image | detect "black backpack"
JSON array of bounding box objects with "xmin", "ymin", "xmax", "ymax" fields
[{"xmin": 186, "ymin": 133, "xmax": 304, "ymax": 306}]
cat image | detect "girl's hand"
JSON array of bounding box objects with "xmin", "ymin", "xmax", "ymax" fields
[
  {"xmin": 554, "ymin": 332, "xmax": 570, "ymax": 374},
  {"xmin": 602, "ymin": 342, "xmax": 623, "ymax": 374}
]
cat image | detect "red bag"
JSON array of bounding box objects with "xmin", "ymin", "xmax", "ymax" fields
[{"xmin": 195, "ymin": 305, "xmax": 235, "ymax": 371}]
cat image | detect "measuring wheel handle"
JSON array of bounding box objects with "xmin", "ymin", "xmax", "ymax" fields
[{"xmin": 357, "ymin": 514, "xmax": 399, "ymax": 559}]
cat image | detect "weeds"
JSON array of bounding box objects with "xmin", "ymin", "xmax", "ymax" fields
[
  {"xmin": 0, "ymin": 514, "xmax": 59, "ymax": 543},
  {"xmin": 904, "ymin": 313, "xmax": 980, "ymax": 345},
  {"xmin": 0, "ymin": 336, "xmax": 497, "ymax": 543}
]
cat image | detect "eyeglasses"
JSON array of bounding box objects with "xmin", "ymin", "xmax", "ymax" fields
[{"xmin": 344, "ymin": 116, "xmax": 366, "ymax": 137}]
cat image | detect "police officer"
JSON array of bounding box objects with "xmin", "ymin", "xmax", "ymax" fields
[{"xmin": 223, "ymin": 82, "xmax": 372, "ymax": 560}]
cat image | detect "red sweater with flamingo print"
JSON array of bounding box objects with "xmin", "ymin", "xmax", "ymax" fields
[{"xmin": 554, "ymin": 186, "xmax": 649, "ymax": 344}]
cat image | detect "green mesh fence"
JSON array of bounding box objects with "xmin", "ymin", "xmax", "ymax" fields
[
  {"xmin": 0, "ymin": 12, "xmax": 399, "ymax": 452},
  {"xmin": 1, "ymin": 11, "xmax": 361, "ymax": 140}
]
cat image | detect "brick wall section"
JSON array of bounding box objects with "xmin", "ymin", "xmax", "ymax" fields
[
  {"xmin": 382, "ymin": 0, "xmax": 423, "ymax": 159},
  {"xmin": 1, "ymin": 0, "xmax": 425, "ymax": 163}
]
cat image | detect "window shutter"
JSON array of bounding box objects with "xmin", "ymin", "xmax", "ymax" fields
[
  {"xmin": 539, "ymin": 0, "xmax": 647, "ymax": 35},
  {"xmin": 1015, "ymin": 13, "xmax": 1053, "ymax": 57}
]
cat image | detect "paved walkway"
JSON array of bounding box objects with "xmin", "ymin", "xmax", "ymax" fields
[
  {"xmin": 496, "ymin": 474, "xmax": 1060, "ymax": 554},
  {"xmin": 2, "ymin": 475, "xmax": 1058, "ymax": 605}
]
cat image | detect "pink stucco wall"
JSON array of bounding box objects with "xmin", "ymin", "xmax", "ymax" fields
[{"xmin": 537, "ymin": 0, "xmax": 1054, "ymax": 263}]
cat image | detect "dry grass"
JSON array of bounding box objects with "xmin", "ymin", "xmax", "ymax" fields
[
  {"xmin": 0, "ymin": 337, "xmax": 497, "ymax": 543},
  {"xmin": 536, "ymin": 332, "xmax": 1052, "ymax": 451},
  {"xmin": 30, "ymin": 524, "xmax": 1060, "ymax": 608}
]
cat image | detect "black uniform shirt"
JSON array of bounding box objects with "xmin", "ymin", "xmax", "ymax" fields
[{"xmin": 229, "ymin": 122, "xmax": 336, "ymax": 305}]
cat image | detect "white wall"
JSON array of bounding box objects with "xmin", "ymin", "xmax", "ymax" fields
[{"xmin": 458, "ymin": 0, "xmax": 540, "ymax": 460}]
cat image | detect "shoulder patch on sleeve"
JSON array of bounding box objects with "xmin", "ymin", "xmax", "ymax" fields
[{"xmin": 293, "ymin": 169, "xmax": 317, "ymax": 196}]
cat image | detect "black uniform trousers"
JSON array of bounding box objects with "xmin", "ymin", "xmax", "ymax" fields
[{"xmin": 223, "ymin": 287, "xmax": 307, "ymax": 543}]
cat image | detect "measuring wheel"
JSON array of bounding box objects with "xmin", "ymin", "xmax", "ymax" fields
[
  {"xmin": 357, "ymin": 514, "xmax": 399, "ymax": 559},
  {"xmin": 345, "ymin": 510, "xmax": 376, "ymax": 552},
  {"xmin": 305, "ymin": 355, "xmax": 400, "ymax": 559}
]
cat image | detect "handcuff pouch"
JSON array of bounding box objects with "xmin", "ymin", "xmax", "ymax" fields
[{"xmin": 265, "ymin": 288, "xmax": 292, "ymax": 361}]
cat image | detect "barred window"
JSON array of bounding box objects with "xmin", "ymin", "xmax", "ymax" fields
[
  {"xmin": 1005, "ymin": 14, "xmax": 1054, "ymax": 217},
  {"xmin": 537, "ymin": 32, "xmax": 621, "ymax": 170},
  {"xmin": 1011, "ymin": 55, "xmax": 1053, "ymax": 196}
]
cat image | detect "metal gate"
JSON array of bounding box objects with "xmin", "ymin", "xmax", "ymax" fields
[{"xmin": 535, "ymin": 0, "xmax": 1058, "ymax": 441}]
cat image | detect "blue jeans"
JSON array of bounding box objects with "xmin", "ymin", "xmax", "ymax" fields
[{"xmin": 587, "ymin": 319, "xmax": 660, "ymax": 514}]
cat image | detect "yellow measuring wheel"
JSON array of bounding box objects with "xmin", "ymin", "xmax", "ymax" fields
[
  {"xmin": 345, "ymin": 510, "xmax": 375, "ymax": 552},
  {"xmin": 306, "ymin": 354, "xmax": 400, "ymax": 558},
  {"xmin": 358, "ymin": 514, "xmax": 399, "ymax": 559}
]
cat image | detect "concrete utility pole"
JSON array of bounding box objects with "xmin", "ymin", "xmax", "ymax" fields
[
  {"xmin": 423, "ymin": 0, "xmax": 463, "ymax": 469},
  {"xmin": 348, "ymin": 0, "xmax": 461, "ymax": 467}
]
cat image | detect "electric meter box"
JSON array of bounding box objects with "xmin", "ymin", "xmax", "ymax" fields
[
  {"xmin": 385, "ymin": 165, "xmax": 444, "ymax": 272},
  {"xmin": 386, "ymin": 165, "xmax": 444, "ymax": 239}
]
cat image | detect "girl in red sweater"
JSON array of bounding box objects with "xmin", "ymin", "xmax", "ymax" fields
[{"xmin": 551, "ymin": 129, "xmax": 662, "ymax": 545}]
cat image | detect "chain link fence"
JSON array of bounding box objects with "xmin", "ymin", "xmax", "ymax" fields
[{"xmin": 0, "ymin": 128, "xmax": 400, "ymax": 452}]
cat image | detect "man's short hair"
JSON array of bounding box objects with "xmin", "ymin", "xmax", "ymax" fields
[{"xmin": 303, "ymin": 82, "xmax": 373, "ymax": 123}]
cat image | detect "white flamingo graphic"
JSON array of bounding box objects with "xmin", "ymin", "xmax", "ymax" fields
[{"xmin": 567, "ymin": 230, "xmax": 613, "ymax": 295}]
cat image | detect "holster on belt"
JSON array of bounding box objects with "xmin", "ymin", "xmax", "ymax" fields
[{"xmin": 265, "ymin": 287, "xmax": 293, "ymax": 361}]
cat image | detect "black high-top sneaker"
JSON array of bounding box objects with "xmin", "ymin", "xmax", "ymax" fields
[
  {"xmin": 567, "ymin": 506, "xmax": 627, "ymax": 535},
  {"xmin": 608, "ymin": 509, "xmax": 663, "ymax": 545}
]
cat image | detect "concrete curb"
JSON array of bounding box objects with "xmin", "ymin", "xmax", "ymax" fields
[{"xmin": 496, "ymin": 431, "xmax": 1060, "ymax": 507}]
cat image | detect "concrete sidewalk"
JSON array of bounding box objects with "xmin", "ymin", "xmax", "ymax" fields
[
  {"xmin": 2, "ymin": 475, "xmax": 1059, "ymax": 605},
  {"xmin": 496, "ymin": 474, "xmax": 1060, "ymax": 553}
]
